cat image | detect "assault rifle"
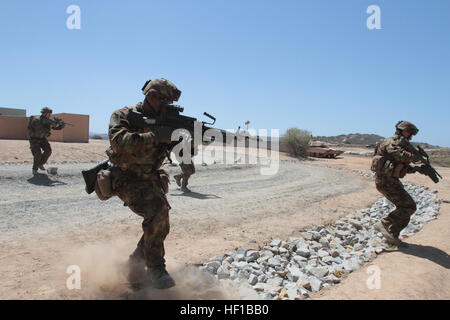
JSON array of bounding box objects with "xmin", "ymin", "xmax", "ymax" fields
[
  {"xmin": 399, "ymin": 137, "xmax": 443, "ymax": 183},
  {"xmin": 81, "ymin": 105, "xmax": 236, "ymax": 194},
  {"xmin": 51, "ymin": 117, "xmax": 73, "ymax": 129},
  {"xmin": 127, "ymin": 104, "xmax": 234, "ymax": 145}
]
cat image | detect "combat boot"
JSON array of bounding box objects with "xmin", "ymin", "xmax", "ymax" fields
[
  {"xmin": 32, "ymin": 168, "xmax": 38, "ymax": 176},
  {"xmin": 126, "ymin": 254, "xmax": 147, "ymax": 289},
  {"xmin": 180, "ymin": 186, "xmax": 191, "ymax": 192},
  {"xmin": 181, "ymin": 178, "xmax": 190, "ymax": 192},
  {"xmin": 375, "ymin": 220, "xmax": 404, "ymax": 246},
  {"xmin": 146, "ymin": 265, "xmax": 176, "ymax": 289},
  {"xmin": 174, "ymin": 174, "xmax": 182, "ymax": 187}
]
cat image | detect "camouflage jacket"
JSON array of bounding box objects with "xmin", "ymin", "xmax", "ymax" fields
[
  {"xmin": 106, "ymin": 102, "xmax": 176, "ymax": 176},
  {"xmin": 371, "ymin": 134, "xmax": 415, "ymax": 178},
  {"xmin": 27, "ymin": 116, "xmax": 61, "ymax": 139}
]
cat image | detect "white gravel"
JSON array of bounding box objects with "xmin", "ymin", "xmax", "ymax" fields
[{"xmin": 200, "ymin": 171, "xmax": 442, "ymax": 300}]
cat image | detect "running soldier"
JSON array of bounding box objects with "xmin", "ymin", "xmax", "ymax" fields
[
  {"xmin": 173, "ymin": 142, "xmax": 196, "ymax": 194},
  {"xmin": 371, "ymin": 121, "xmax": 423, "ymax": 245},
  {"xmin": 174, "ymin": 162, "xmax": 195, "ymax": 192},
  {"xmin": 106, "ymin": 78, "xmax": 181, "ymax": 289},
  {"xmin": 27, "ymin": 107, "xmax": 65, "ymax": 175}
]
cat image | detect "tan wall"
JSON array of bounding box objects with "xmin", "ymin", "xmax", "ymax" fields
[
  {"xmin": 0, "ymin": 116, "xmax": 29, "ymax": 140},
  {"xmin": 48, "ymin": 113, "xmax": 89, "ymax": 143},
  {"xmin": 0, "ymin": 113, "xmax": 89, "ymax": 143}
]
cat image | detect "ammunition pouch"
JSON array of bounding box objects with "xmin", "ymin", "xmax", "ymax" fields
[
  {"xmin": 371, "ymin": 155, "xmax": 386, "ymax": 173},
  {"xmin": 81, "ymin": 160, "xmax": 110, "ymax": 194},
  {"xmin": 392, "ymin": 163, "xmax": 408, "ymax": 178},
  {"xmin": 375, "ymin": 159, "xmax": 408, "ymax": 178},
  {"xmin": 95, "ymin": 169, "xmax": 114, "ymax": 201}
]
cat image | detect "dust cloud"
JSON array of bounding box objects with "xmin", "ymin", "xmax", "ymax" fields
[{"xmin": 62, "ymin": 239, "xmax": 247, "ymax": 300}]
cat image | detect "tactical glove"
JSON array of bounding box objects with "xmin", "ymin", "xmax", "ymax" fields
[
  {"xmin": 411, "ymin": 153, "xmax": 423, "ymax": 163},
  {"xmin": 153, "ymin": 126, "xmax": 175, "ymax": 144}
]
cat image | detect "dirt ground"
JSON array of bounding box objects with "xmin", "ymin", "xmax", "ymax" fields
[
  {"xmin": 308, "ymin": 155, "xmax": 450, "ymax": 300},
  {"xmin": 0, "ymin": 139, "xmax": 448, "ymax": 300},
  {"xmin": 0, "ymin": 139, "xmax": 110, "ymax": 163}
]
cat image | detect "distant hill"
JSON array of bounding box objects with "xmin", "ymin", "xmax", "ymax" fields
[
  {"xmin": 411, "ymin": 141, "xmax": 441, "ymax": 149},
  {"xmin": 89, "ymin": 132, "xmax": 108, "ymax": 140},
  {"xmin": 313, "ymin": 133, "xmax": 440, "ymax": 149},
  {"xmin": 313, "ymin": 133, "xmax": 385, "ymax": 146}
]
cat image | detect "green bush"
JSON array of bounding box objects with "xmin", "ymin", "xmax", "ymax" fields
[
  {"xmin": 91, "ymin": 134, "xmax": 104, "ymax": 140},
  {"xmin": 281, "ymin": 128, "xmax": 312, "ymax": 157}
]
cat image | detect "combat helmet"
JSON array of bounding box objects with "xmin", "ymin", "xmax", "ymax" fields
[
  {"xmin": 141, "ymin": 78, "xmax": 181, "ymax": 102},
  {"xmin": 41, "ymin": 107, "xmax": 53, "ymax": 114},
  {"xmin": 395, "ymin": 120, "xmax": 419, "ymax": 136}
]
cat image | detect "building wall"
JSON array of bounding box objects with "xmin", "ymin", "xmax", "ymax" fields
[
  {"xmin": 0, "ymin": 107, "xmax": 26, "ymax": 117},
  {"xmin": 48, "ymin": 113, "xmax": 90, "ymax": 143},
  {"xmin": 0, "ymin": 115, "xmax": 29, "ymax": 139},
  {"xmin": 0, "ymin": 113, "xmax": 89, "ymax": 143}
]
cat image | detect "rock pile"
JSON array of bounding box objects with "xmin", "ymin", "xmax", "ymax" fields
[
  {"xmin": 200, "ymin": 183, "xmax": 441, "ymax": 300},
  {"xmin": 351, "ymin": 170, "xmax": 375, "ymax": 179}
]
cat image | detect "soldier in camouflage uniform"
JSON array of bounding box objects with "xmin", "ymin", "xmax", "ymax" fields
[
  {"xmin": 106, "ymin": 78, "xmax": 181, "ymax": 289},
  {"xmin": 174, "ymin": 162, "xmax": 195, "ymax": 192},
  {"xmin": 27, "ymin": 107, "xmax": 65, "ymax": 175},
  {"xmin": 371, "ymin": 121, "xmax": 423, "ymax": 245},
  {"xmin": 174, "ymin": 159, "xmax": 195, "ymax": 192}
]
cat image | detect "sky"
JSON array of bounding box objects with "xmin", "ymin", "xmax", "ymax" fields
[{"xmin": 0, "ymin": 0, "xmax": 449, "ymax": 146}]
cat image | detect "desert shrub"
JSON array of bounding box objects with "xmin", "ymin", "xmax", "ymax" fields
[
  {"xmin": 91, "ymin": 134, "xmax": 104, "ymax": 140},
  {"xmin": 281, "ymin": 128, "xmax": 312, "ymax": 157}
]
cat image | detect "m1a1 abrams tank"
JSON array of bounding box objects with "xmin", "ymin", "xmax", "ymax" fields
[{"xmin": 307, "ymin": 141, "xmax": 344, "ymax": 158}]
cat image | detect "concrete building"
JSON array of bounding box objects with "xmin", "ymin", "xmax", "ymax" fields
[
  {"xmin": 0, "ymin": 108, "xmax": 89, "ymax": 143},
  {"xmin": 0, "ymin": 107, "xmax": 26, "ymax": 117}
]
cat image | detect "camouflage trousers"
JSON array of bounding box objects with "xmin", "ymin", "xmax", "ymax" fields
[
  {"xmin": 113, "ymin": 171, "xmax": 170, "ymax": 268},
  {"xmin": 29, "ymin": 138, "xmax": 52, "ymax": 170},
  {"xmin": 375, "ymin": 175, "xmax": 417, "ymax": 237},
  {"xmin": 174, "ymin": 162, "xmax": 195, "ymax": 187}
]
